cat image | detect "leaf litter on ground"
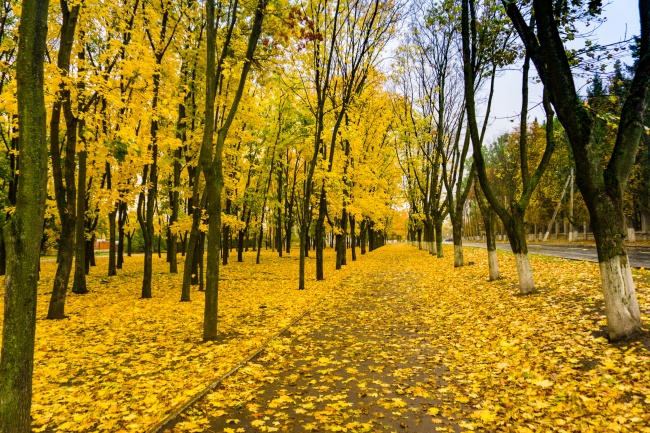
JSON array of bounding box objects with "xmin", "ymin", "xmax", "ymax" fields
[
  {"xmin": 1, "ymin": 244, "xmax": 649, "ymax": 432},
  {"xmin": 163, "ymin": 245, "xmax": 650, "ymax": 433}
]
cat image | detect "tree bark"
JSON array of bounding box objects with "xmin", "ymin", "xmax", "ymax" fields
[
  {"xmin": 71, "ymin": 149, "xmax": 88, "ymax": 294},
  {"xmin": 349, "ymin": 214, "xmax": 356, "ymax": 261},
  {"xmin": 200, "ymin": 0, "xmax": 267, "ymax": 338},
  {"xmin": 0, "ymin": 0, "xmax": 49, "ymax": 428},
  {"xmin": 108, "ymin": 209, "xmax": 116, "ymax": 276},
  {"xmin": 181, "ymin": 189, "xmax": 204, "ymax": 301},
  {"xmin": 315, "ymin": 186, "xmax": 326, "ymax": 279},
  {"xmin": 47, "ymin": 0, "xmax": 80, "ymax": 318},
  {"xmin": 475, "ymin": 180, "xmax": 499, "ymax": 280}
]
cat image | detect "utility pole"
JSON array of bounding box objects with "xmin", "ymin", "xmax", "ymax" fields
[{"xmin": 543, "ymin": 172, "xmax": 572, "ymax": 242}]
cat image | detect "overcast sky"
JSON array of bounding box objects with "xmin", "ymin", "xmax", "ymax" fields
[{"xmin": 484, "ymin": 0, "xmax": 642, "ymax": 142}]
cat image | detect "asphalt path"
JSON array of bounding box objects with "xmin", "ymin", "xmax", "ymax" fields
[{"xmin": 462, "ymin": 241, "xmax": 650, "ymax": 269}]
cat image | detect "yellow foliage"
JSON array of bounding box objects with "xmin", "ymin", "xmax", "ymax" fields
[
  {"xmin": 156, "ymin": 245, "xmax": 650, "ymax": 433},
  {"xmin": 0, "ymin": 250, "xmax": 348, "ymax": 432}
]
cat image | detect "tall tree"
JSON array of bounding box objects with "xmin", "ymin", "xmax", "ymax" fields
[
  {"xmin": 46, "ymin": 0, "xmax": 81, "ymax": 318},
  {"xmin": 200, "ymin": 0, "xmax": 268, "ymax": 340},
  {"xmin": 294, "ymin": 0, "xmax": 342, "ymax": 290},
  {"xmin": 504, "ymin": 0, "xmax": 650, "ymax": 339},
  {"xmin": 137, "ymin": 0, "xmax": 185, "ymax": 298},
  {"xmin": 0, "ymin": 0, "xmax": 49, "ymax": 428},
  {"xmin": 463, "ymin": 0, "xmax": 554, "ymax": 294}
]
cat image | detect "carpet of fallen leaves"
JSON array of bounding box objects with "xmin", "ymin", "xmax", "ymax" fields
[
  {"xmin": 0, "ymin": 250, "xmax": 350, "ymax": 432},
  {"xmin": 162, "ymin": 244, "xmax": 650, "ymax": 433},
  {"xmin": 0, "ymin": 244, "xmax": 649, "ymax": 432}
]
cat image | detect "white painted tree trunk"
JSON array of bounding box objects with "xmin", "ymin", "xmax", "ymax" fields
[
  {"xmin": 514, "ymin": 253, "xmax": 535, "ymax": 294},
  {"xmin": 488, "ymin": 250, "xmax": 500, "ymax": 281},
  {"xmin": 599, "ymin": 255, "xmax": 642, "ymax": 340},
  {"xmin": 454, "ymin": 245, "xmax": 463, "ymax": 267}
]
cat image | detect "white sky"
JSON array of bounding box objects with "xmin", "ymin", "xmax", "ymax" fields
[{"xmin": 484, "ymin": 0, "xmax": 641, "ymax": 142}]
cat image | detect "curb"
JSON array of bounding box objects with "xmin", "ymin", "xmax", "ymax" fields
[{"xmin": 146, "ymin": 293, "xmax": 329, "ymax": 433}]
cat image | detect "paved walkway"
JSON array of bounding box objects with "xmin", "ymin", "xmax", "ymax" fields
[
  {"xmin": 463, "ymin": 241, "xmax": 650, "ymax": 268},
  {"xmin": 162, "ymin": 246, "xmax": 469, "ymax": 432},
  {"xmin": 160, "ymin": 244, "xmax": 650, "ymax": 433}
]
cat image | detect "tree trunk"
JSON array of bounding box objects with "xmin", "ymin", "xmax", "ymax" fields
[
  {"xmin": 591, "ymin": 199, "xmax": 642, "ymax": 340},
  {"xmin": 181, "ymin": 191, "xmax": 204, "ymax": 302},
  {"xmin": 475, "ymin": 182, "xmax": 499, "ymax": 281},
  {"xmin": 285, "ymin": 224, "xmax": 292, "ymax": 254},
  {"xmin": 315, "ymin": 185, "xmax": 326, "ymax": 280},
  {"xmin": 452, "ymin": 212, "xmax": 464, "ymax": 267},
  {"xmin": 181, "ymin": 225, "xmax": 198, "ymax": 301},
  {"xmin": 117, "ymin": 201, "xmax": 126, "ymax": 268},
  {"xmin": 169, "ymin": 124, "xmax": 183, "ymax": 274},
  {"xmin": 0, "ymin": 227, "xmax": 5, "ymax": 276},
  {"xmin": 285, "ymin": 194, "xmax": 294, "ymax": 254},
  {"xmin": 200, "ymin": 0, "xmax": 267, "ymax": 339},
  {"xmin": 86, "ymin": 235, "xmax": 95, "ymax": 271},
  {"xmin": 222, "ymin": 200, "xmax": 230, "ymax": 265},
  {"xmin": 434, "ymin": 218, "xmax": 443, "ymax": 258},
  {"xmin": 335, "ymin": 230, "xmax": 342, "ymax": 270},
  {"xmin": 340, "ymin": 207, "xmax": 347, "ymax": 266},
  {"xmin": 126, "ymin": 232, "xmax": 133, "ymax": 256},
  {"xmin": 137, "ymin": 77, "xmax": 161, "ymax": 298},
  {"xmin": 108, "ymin": 210, "xmax": 116, "ymax": 276},
  {"xmin": 198, "ymin": 231, "xmax": 205, "ymax": 292},
  {"xmin": 509, "ymin": 212, "xmax": 535, "ymax": 294},
  {"xmin": 0, "ymin": 0, "xmax": 49, "ymax": 427},
  {"xmin": 47, "ymin": 0, "xmax": 80, "ymax": 318},
  {"xmin": 48, "ymin": 214, "xmax": 74, "ymax": 318},
  {"xmin": 276, "ymin": 164, "xmax": 283, "ymax": 257},
  {"xmin": 299, "ymin": 220, "xmax": 308, "ymax": 290},
  {"xmin": 349, "ymin": 214, "xmax": 356, "ymax": 261},
  {"xmin": 191, "ymin": 226, "xmax": 202, "ymax": 285},
  {"xmin": 72, "ymin": 150, "xmax": 88, "ymax": 294},
  {"xmin": 256, "ymin": 223, "xmax": 264, "ymax": 264}
]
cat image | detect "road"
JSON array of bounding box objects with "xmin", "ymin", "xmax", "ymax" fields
[{"xmin": 462, "ymin": 241, "xmax": 650, "ymax": 269}]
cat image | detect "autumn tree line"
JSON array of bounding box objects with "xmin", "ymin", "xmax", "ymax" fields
[
  {"xmin": 394, "ymin": 0, "xmax": 649, "ymax": 347},
  {"xmin": 0, "ymin": 0, "xmax": 404, "ymax": 429},
  {"xmin": 459, "ymin": 64, "xmax": 650, "ymax": 245},
  {"xmin": 1, "ymin": 0, "xmax": 649, "ymax": 430}
]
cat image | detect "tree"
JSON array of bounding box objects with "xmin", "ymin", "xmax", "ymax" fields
[
  {"xmin": 474, "ymin": 173, "xmax": 500, "ymax": 279},
  {"xmin": 504, "ymin": 0, "xmax": 650, "ymax": 340},
  {"xmin": 463, "ymin": 0, "xmax": 555, "ymax": 294},
  {"xmin": 137, "ymin": 0, "xmax": 187, "ymax": 299},
  {"xmin": 0, "ymin": 0, "xmax": 50, "ymax": 429},
  {"xmin": 199, "ymin": 0, "xmax": 268, "ymax": 341},
  {"xmin": 391, "ymin": 39, "xmax": 447, "ymax": 258},
  {"xmin": 46, "ymin": 0, "xmax": 82, "ymax": 318}
]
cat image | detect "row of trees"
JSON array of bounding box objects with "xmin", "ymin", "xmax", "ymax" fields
[
  {"xmin": 462, "ymin": 64, "xmax": 650, "ymax": 245},
  {"xmin": 397, "ymin": 0, "xmax": 649, "ymax": 342},
  {"xmin": 2, "ymin": 0, "xmax": 648, "ymax": 429},
  {"xmin": 0, "ymin": 0, "xmax": 404, "ymax": 430},
  {"xmin": 0, "ymin": 0, "xmax": 403, "ymax": 312}
]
